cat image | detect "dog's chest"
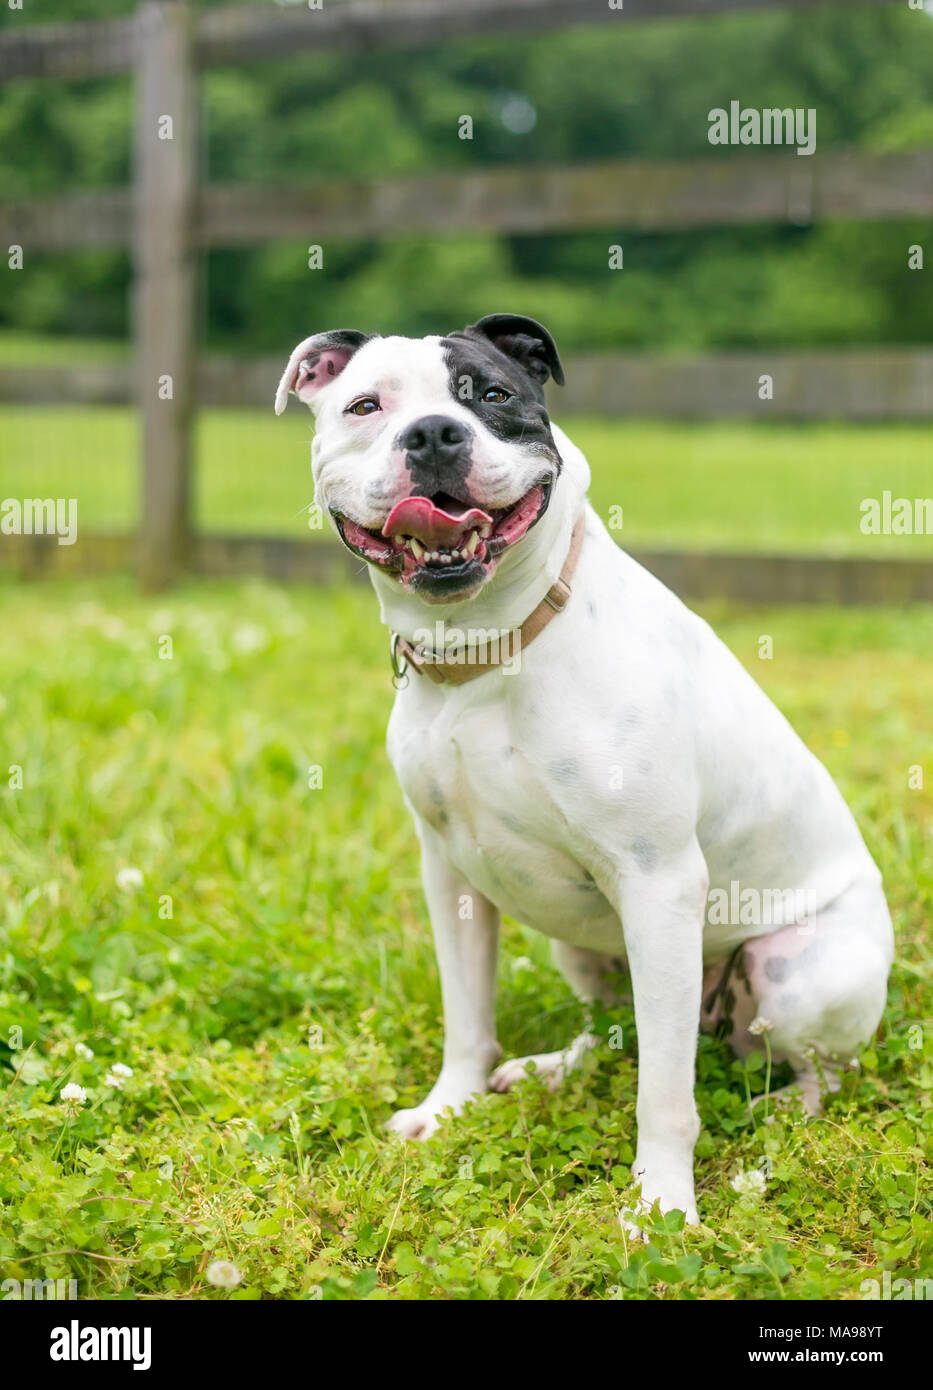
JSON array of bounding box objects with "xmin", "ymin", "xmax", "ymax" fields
[{"xmin": 389, "ymin": 691, "xmax": 621, "ymax": 946}]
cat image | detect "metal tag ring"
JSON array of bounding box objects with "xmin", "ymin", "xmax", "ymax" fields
[{"xmin": 389, "ymin": 632, "xmax": 410, "ymax": 689}]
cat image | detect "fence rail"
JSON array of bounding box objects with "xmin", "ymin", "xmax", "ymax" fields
[
  {"xmin": 4, "ymin": 148, "xmax": 931, "ymax": 252},
  {"xmin": 196, "ymin": 149, "xmax": 933, "ymax": 243},
  {"xmin": 0, "ymin": 0, "xmax": 900, "ymax": 83},
  {"xmin": 558, "ymin": 348, "xmax": 933, "ymax": 419},
  {"xmin": 3, "ymin": 532, "xmax": 931, "ymax": 608},
  {"xmin": 4, "ymin": 347, "xmax": 931, "ymax": 420}
]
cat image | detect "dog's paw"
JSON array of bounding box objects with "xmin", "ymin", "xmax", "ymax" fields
[
  {"xmin": 489, "ymin": 1051, "xmax": 569, "ymax": 1094},
  {"xmin": 385, "ymin": 1103, "xmax": 445, "ymax": 1141},
  {"xmin": 386, "ymin": 1063, "xmax": 497, "ymax": 1140},
  {"xmin": 618, "ymin": 1166, "xmax": 700, "ymax": 1241}
]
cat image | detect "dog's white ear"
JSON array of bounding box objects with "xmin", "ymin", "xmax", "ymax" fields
[{"xmin": 274, "ymin": 330, "xmax": 371, "ymax": 415}]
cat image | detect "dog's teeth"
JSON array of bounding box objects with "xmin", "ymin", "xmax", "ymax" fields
[
  {"xmin": 479, "ymin": 522, "xmax": 491, "ymax": 539},
  {"xmin": 440, "ymin": 553, "xmax": 452, "ymax": 564},
  {"xmin": 409, "ymin": 537, "xmax": 424, "ymax": 560},
  {"xmin": 465, "ymin": 531, "xmax": 479, "ymax": 556},
  {"xmin": 429, "ymin": 551, "xmax": 439, "ymax": 561}
]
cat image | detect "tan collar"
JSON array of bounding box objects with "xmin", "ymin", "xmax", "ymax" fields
[{"xmin": 390, "ymin": 514, "xmax": 586, "ymax": 687}]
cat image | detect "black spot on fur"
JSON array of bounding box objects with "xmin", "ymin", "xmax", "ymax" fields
[
  {"xmin": 764, "ymin": 957, "xmax": 789, "ymax": 983},
  {"xmin": 548, "ymin": 756, "xmax": 579, "ymax": 783},
  {"xmin": 631, "ymin": 837, "xmax": 659, "ymax": 873}
]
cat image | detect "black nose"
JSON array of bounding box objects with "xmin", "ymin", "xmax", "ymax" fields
[
  {"xmin": 399, "ymin": 415, "xmax": 473, "ymax": 495},
  {"xmin": 400, "ymin": 415, "xmax": 469, "ymax": 461}
]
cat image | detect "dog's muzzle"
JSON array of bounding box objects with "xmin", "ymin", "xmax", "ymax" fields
[{"xmin": 331, "ymin": 473, "xmax": 554, "ymax": 601}]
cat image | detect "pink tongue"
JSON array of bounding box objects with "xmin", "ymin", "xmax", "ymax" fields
[{"xmin": 382, "ymin": 496, "xmax": 492, "ymax": 549}]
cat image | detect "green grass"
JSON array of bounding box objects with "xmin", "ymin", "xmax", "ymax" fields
[
  {"xmin": 1, "ymin": 405, "xmax": 931, "ymax": 554},
  {"xmin": 0, "ymin": 576, "xmax": 931, "ymax": 1300}
]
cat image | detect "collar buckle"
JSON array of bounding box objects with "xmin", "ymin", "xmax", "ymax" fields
[{"xmin": 542, "ymin": 576, "xmax": 572, "ymax": 612}]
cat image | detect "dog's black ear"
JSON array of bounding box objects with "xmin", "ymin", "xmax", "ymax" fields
[
  {"xmin": 467, "ymin": 313, "xmax": 565, "ymax": 387},
  {"xmin": 275, "ymin": 329, "xmax": 372, "ymax": 414}
]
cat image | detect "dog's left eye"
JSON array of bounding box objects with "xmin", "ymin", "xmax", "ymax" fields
[
  {"xmin": 481, "ymin": 387, "xmax": 511, "ymax": 404},
  {"xmin": 346, "ymin": 397, "xmax": 380, "ymax": 416}
]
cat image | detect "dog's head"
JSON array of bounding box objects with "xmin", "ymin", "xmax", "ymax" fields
[{"xmin": 275, "ymin": 315, "xmax": 566, "ymax": 605}]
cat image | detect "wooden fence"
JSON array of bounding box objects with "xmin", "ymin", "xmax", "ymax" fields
[
  {"xmin": 3, "ymin": 347, "xmax": 932, "ymax": 420},
  {"xmin": 4, "ymin": 147, "xmax": 932, "ymax": 250},
  {"xmin": 4, "ymin": 530, "xmax": 933, "ymax": 608},
  {"xmin": 1, "ymin": 0, "xmax": 928, "ymax": 597},
  {"xmin": 0, "ymin": 0, "xmax": 904, "ymax": 84}
]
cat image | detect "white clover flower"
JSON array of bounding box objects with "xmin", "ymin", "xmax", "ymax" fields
[
  {"xmin": 103, "ymin": 1063, "xmax": 133, "ymax": 1090},
  {"xmin": 116, "ymin": 867, "xmax": 144, "ymax": 892},
  {"xmin": 206, "ymin": 1260, "xmax": 242, "ymax": 1289},
  {"xmin": 60, "ymin": 1082, "xmax": 88, "ymax": 1109},
  {"xmin": 731, "ymin": 1167, "xmax": 767, "ymax": 1198},
  {"xmin": 747, "ymin": 1016, "xmax": 773, "ymax": 1036},
  {"xmin": 74, "ymin": 1042, "xmax": 94, "ymax": 1061}
]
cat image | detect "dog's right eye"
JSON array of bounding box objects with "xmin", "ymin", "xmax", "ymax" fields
[{"xmin": 346, "ymin": 397, "xmax": 380, "ymax": 416}]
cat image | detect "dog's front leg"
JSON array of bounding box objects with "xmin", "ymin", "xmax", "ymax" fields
[
  {"xmin": 611, "ymin": 838, "xmax": 708, "ymax": 1232},
  {"xmin": 386, "ymin": 822, "xmax": 500, "ymax": 1140}
]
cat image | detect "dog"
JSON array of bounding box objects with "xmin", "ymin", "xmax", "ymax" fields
[{"xmin": 275, "ymin": 313, "xmax": 893, "ymax": 1229}]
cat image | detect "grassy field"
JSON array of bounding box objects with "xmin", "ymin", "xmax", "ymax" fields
[
  {"xmin": 2, "ymin": 403, "xmax": 932, "ymax": 556},
  {"xmin": 0, "ymin": 576, "xmax": 931, "ymax": 1300}
]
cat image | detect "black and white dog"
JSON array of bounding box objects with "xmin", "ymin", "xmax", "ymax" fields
[{"xmin": 276, "ymin": 314, "xmax": 892, "ymax": 1230}]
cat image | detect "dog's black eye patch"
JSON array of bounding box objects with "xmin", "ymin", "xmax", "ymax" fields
[{"xmin": 441, "ymin": 332, "xmax": 560, "ymax": 463}]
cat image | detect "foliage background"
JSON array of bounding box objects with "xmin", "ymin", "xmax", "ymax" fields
[{"xmin": 1, "ymin": 1, "xmax": 933, "ymax": 353}]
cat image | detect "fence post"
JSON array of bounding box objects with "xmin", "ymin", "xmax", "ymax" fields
[{"xmin": 134, "ymin": 0, "xmax": 197, "ymax": 590}]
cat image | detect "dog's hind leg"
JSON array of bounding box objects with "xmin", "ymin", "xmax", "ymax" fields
[
  {"xmin": 489, "ymin": 941, "xmax": 623, "ymax": 1093},
  {"xmin": 703, "ymin": 875, "xmax": 893, "ymax": 1117}
]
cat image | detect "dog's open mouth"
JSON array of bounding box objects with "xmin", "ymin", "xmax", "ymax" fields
[{"xmin": 332, "ymin": 479, "xmax": 552, "ymax": 586}]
